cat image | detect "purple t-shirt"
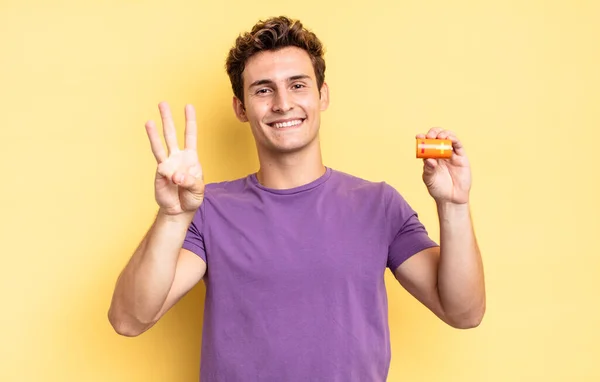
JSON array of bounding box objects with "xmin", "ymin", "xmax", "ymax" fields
[{"xmin": 182, "ymin": 167, "xmax": 438, "ymax": 381}]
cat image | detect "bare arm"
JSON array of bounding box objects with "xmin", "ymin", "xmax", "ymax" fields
[
  {"xmin": 108, "ymin": 211, "xmax": 206, "ymax": 336},
  {"xmin": 394, "ymin": 202, "xmax": 485, "ymax": 329},
  {"xmin": 394, "ymin": 128, "xmax": 485, "ymax": 329},
  {"xmin": 108, "ymin": 102, "xmax": 207, "ymax": 336}
]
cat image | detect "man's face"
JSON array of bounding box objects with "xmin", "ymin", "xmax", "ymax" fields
[{"xmin": 233, "ymin": 46, "xmax": 329, "ymax": 155}]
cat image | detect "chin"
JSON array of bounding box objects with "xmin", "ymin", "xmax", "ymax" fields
[
  {"xmin": 262, "ymin": 135, "xmax": 318, "ymax": 154},
  {"xmin": 268, "ymin": 142, "xmax": 311, "ymax": 154}
]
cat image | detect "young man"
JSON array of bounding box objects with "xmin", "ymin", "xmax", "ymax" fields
[{"xmin": 108, "ymin": 16, "xmax": 485, "ymax": 381}]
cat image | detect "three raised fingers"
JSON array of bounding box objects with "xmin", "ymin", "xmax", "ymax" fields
[{"xmin": 145, "ymin": 102, "xmax": 198, "ymax": 163}]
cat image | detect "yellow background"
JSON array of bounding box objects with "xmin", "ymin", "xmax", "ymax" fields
[{"xmin": 1, "ymin": 0, "xmax": 599, "ymax": 381}]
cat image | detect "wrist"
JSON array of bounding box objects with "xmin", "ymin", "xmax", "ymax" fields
[
  {"xmin": 156, "ymin": 208, "xmax": 196, "ymax": 226},
  {"xmin": 436, "ymin": 201, "xmax": 470, "ymax": 221}
]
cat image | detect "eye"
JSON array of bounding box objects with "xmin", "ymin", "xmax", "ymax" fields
[
  {"xmin": 292, "ymin": 83, "xmax": 306, "ymax": 90},
  {"xmin": 256, "ymin": 88, "xmax": 272, "ymax": 95}
]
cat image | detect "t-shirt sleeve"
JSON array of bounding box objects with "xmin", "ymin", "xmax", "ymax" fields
[
  {"xmin": 385, "ymin": 184, "xmax": 438, "ymax": 271},
  {"xmin": 182, "ymin": 202, "xmax": 207, "ymax": 263}
]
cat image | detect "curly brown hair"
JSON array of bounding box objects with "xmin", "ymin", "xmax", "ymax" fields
[{"xmin": 225, "ymin": 16, "xmax": 326, "ymax": 105}]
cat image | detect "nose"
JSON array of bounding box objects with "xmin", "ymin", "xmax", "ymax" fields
[{"xmin": 272, "ymin": 90, "xmax": 293, "ymax": 113}]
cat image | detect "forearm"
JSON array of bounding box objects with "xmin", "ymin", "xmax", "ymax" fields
[
  {"xmin": 108, "ymin": 209, "xmax": 194, "ymax": 334},
  {"xmin": 436, "ymin": 202, "xmax": 485, "ymax": 328}
]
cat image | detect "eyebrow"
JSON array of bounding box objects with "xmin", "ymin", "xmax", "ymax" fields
[{"xmin": 249, "ymin": 74, "xmax": 312, "ymax": 89}]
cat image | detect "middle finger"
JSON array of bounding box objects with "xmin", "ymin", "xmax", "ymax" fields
[
  {"xmin": 159, "ymin": 101, "xmax": 179, "ymax": 155},
  {"xmin": 426, "ymin": 127, "xmax": 443, "ymax": 138}
]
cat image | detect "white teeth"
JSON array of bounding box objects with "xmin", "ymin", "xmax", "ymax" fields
[{"xmin": 272, "ymin": 119, "xmax": 303, "ymax": 128}]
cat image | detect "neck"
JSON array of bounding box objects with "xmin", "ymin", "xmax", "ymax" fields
[{"xmin": 255, "ymin": 140, "xmax": 326, "ymax": 190}]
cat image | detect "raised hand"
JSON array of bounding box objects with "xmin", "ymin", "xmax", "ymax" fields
[
  {"xmin": 145, "ymin": 102, "xmax": 205, "ymax": 215},
  {"xmin": 417, "ymin": 128, "xmax": 471, "ymax": 205}
]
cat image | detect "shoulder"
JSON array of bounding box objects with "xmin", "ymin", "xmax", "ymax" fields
[
  {"xmin": 188, "ymin": 175, "xmax": 253, "ymax": 226},
  {"xmin": 329, "ymin": 168, "xmax": 399, "ymax": 200},
  {"xmin": 330, "ymin": 169, "xmax": 416, "ymax": 218},
  {"xmin": 203, "ymin": 174, "xmax": 254, "ymax": 199}
]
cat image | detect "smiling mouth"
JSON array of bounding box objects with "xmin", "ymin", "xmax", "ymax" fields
[{"xmin": 267, "ymin": 118, "xmax": 306, "ymax": 129}]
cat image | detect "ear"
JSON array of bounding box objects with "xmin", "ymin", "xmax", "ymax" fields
[
  {"xmin": 319, "ymin": 82, "xmax": 330, "ymax": 111},
  {"xmin": 232, "ymin": 96, "xmax": 248, "ymax": 122}
]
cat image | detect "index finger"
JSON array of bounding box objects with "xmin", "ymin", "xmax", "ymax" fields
[
  {"xmin": 184, "ymin": 104, "xmax": 198, "ymax": 151},
  {"xmin": 145, "ymin": 120, "xmax": 167, "ymax": 163}
]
